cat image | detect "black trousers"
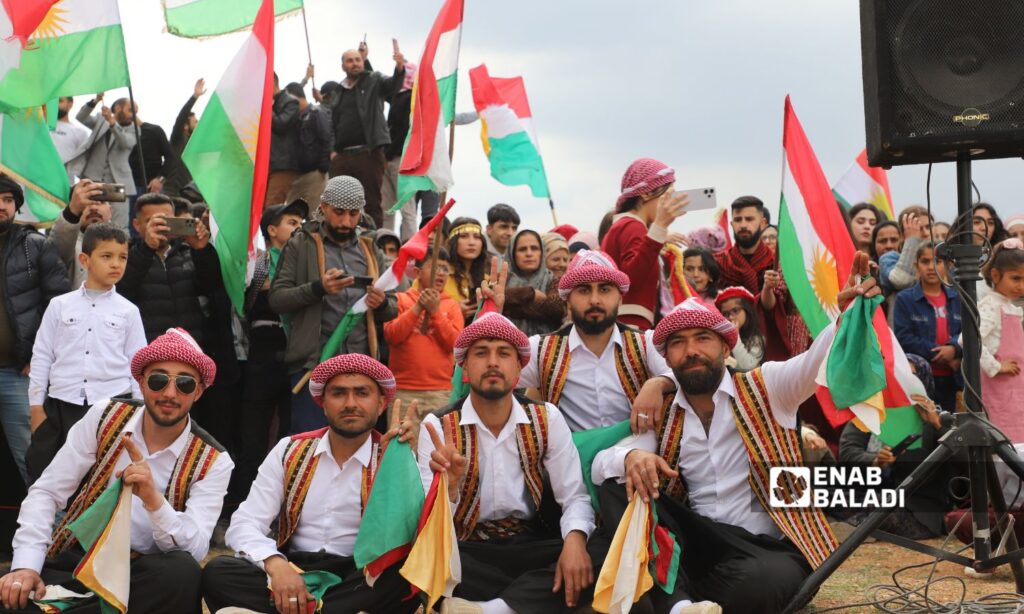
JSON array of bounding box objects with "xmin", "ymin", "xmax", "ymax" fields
[
  {"xmin": 26, "ymin": 396, "xmax": 95, "ymax": 484},
  {"xmin": 2, "ymin": 549, "xmax": 201, "ymax": 613},
  {"xmin": 454, "ymin": 529, "xmax": 609, "ymax": 612},
  {"xmin": 230, "ymin": 357, "xmax": 292, "ymax": 501},
  {"xmin": 597, "ymin": 481, "xmax": 812, "ymax": 614},
  {"xmin": 201, "ymin": 552, "xmax": 419, "ymax": 614},
  {"xmin": 328, "ymin": 148, "xmax": 387, "ymax": 228}
]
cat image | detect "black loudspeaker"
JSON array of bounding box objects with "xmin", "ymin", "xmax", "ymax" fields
[{"xmin": 861, "ymin": 0, "xmax": 1024, "ymax": 167}]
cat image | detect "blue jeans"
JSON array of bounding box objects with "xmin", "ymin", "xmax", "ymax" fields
[
  {"xmin": 0, "ymin": 367, "xmax": 31, "ymax": 484},
  {"xmin": 289, "ymin": 371, "xmax": 327, "ymax": 434}
]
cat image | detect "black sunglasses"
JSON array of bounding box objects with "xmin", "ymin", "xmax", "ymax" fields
[{"xmin": 146, "ymin": 373, "xmax": 198, "ymax": 395}]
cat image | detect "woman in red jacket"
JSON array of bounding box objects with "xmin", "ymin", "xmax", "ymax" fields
[{"xmin": 600, "ymin": 157, "xmax": 687, "ymax": 330}]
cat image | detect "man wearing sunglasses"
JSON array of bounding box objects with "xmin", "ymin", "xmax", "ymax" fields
[
  {"xmin": 1, "ymin": 328, "xmax": 233, "ymax": 613},
  {"xmin": 202, "ymin": 353, "xmax": 418, "ymax": 614}
]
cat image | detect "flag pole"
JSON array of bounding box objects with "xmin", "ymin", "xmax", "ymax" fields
[
  {"xmin": 299, "ymin": 4, "xmax": 315, "ymax": 89},
  {"xmin": 419, "ymin": 121, "xmax": 457, "ymax": 334},
  {"xmin": 548, "ymin": 198, "xmax": 558, "ymax": 227},
  {"xmin": 127, "ymin": 85, "xmax": 147, "ymax": 189}
]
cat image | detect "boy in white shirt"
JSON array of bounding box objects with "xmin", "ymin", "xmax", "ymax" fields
[{"xmin": 25, "ymin": 222, "xmax": 146, "ymax": 482}]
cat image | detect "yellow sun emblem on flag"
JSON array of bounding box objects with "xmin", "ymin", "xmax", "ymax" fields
[
  {"xmin": 808, "ymin": 245, "xmax": 840, "ymax": 317},
  {"xmin": 866, "ymin": 186, "xmax": 889, "ymax": 213},
  {"xmin": 27, "ymin": 2, "xmax": 69, "ymax": 49},
  {"xmin": 238, "ymin": 116, "xmax": 260, "ymax": 162}
]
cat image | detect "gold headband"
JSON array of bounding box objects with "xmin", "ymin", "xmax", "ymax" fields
[{"xmin": 448, "ymin": 223, "xmax": 482, "ymax": 240}]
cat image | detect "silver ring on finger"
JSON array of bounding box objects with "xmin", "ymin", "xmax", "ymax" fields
[
  {"xmin": 637, "ymin": 413, "xmax": 648, "ymax": 420},
  {"xmin": 289, "ymin": 596, "xmax": 299, "ymax": 602},
  {"xmin": 11, "ymin": 581, "xmax": 22, "ymax": 588}
]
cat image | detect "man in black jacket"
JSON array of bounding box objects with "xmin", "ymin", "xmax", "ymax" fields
[
  {"xmin": 163, "ymin": 79, "xmax": 206, "ymax": 198},
  {"xmin": 328, "ymin": 41, "xmax": 405, "ymax": 229},
  {"xmin": 0, "ymin": 175, "xmax": 70, "ymax": 484},
  {"xmin": 284, "ymin": 82, "xmax": 331, "ymax": 209},
  {"xmin": 267, "ymin": 73, "xmax": 300, "ymax": 206}
]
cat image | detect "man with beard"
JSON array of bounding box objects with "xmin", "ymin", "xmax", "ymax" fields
[
  {"xmin": 68, "ymin": 94, "xmax": 139, "ymax": 230},
  {"xmin": 0, "ymin": 176, "xmax": 69, "ymax": 485},
  {"xmin": 270, "ymin": 176, "xmax": 397, "ymax": 433},
  {"xmin": 518, "ymin": 250, "xmax": 672, "ymax": 432},
  {"xmin": 47, "ymin": 180, "xmax": 113, "ymax": 287},
  {"xmin": 591, "ymin": 253, "xmax": 879, "ymax": 613},
  {"xmin": 715, "ymin": 196, "xmax": 778, "ymax": 296},
  {"xmin": 0, "ymin": 328, "xmax": 232, "ymax": 613},
  {"xmin": 419, "ymin": 312, "xmax": 607, "ymax": 614},
  {"xmin": 202, "ymin": 354, "xmax": 419, "ymax": 614}
]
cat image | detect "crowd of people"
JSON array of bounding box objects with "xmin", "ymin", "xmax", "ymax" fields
[{"xmin": 0, "ymin": 39, "xmax": 1022, "ymax": 614}]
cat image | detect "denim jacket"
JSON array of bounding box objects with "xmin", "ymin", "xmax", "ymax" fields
[{"xmin": 893, "ymin": 282, "xmax": 963, "ymax": 383}]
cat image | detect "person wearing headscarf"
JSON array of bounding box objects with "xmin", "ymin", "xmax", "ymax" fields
[
  {"xmin": 202, "ymin": 353, "xmax": 419, "ymax": 614},
  {"xmin": 418, "ymin": 313, "xmax": 607, "ymax": 613},
  {"xmin": 1, "ymin": 329, "xmax": 232, "ymax": 613},
  {"xmin": 541, "ymin": 232, "xmax": 570, "ymax": 278},
  {"xmin": 502, "ymin": 229, "xmax": 564, "ymax": 336}
]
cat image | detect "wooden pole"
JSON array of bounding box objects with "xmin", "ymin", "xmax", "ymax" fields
[
  {"xmin": 420, "ymin": 121, "xmax": 457, "ymax": 334},
  {"xmin": 548, "ymin": 198, "xmax": 558, "ymax": 227},
  {"xmin": 300, "ymin": 5, "xmax": 315, "ymax": 89}
]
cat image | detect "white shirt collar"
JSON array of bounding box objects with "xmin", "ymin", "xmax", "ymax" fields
[
  {"xmin": 459, "ymin": 395, "xmax": 530, "ymax": 428},
  {"xmin": 672, "ymin": 370, "xmax": 736, "ymax": 411},
  {"xmin": 316, "ymin": 430, "xmax": 374, "ymax": 468},
  {"xmin": 77, "ymin": 282, "xmax": 117, "ymax": 299},
  {"xmin": 567, "ymin": 324, "xmax": 622, "ymax": 354},
  {"xmin": 122, "ymin": 407, "xmax": 193, "ymax": 459},
  {"xmin": 988, "ymin": 291, "xmax": 1013, "ymax": 306}
]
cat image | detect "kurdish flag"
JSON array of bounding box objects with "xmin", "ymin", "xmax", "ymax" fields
[
  {"xmin": 469, "ymin": 64, "xmax": 550, "ymax": 198},
  {"xmin": 593, "ymin": 497, "xmax": 680, "ymax": 614},
  {"xmin": 815, "ymin": 294, "xmax": 917, "ymax": 433},
  {"xmin": 68, "ymin": 479, "xmax": 133, "ymax": 613},
  {"xmin": 0, "ymin": 0, "xmax": 129, "ymax": 112},
  {"xmin": 164, "ymin": 0, "xmax": 303, "ymax": 38},
  {"xmin": 314, "ymin": 198, "xmax": 457, "ymax": 374},
  {"xmin": 400, "ymin": 472, "xmax": 461, "ymax": 610},
  {"xmin": 393, "ymin": 0, "xmax": 464, "ymax": 211},
  {"xmin": 354, "ymin": 440, "xmax": 425, "ymax": 585},
  {"xmin": 833, "ymin": 149, "xmax": 894, "ymax": 220},
  {"xmin": 182, "ymin": 0, "xmax": 274, "ymax": 314},
  {"xmin": 777, "ymin": 97, "xmax": 857, "ymax": 337},
  {"xmin": 0, "ymin": 107, "xmax": 68, "ymax": 224}
]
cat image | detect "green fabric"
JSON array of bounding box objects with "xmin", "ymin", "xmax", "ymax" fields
[
  {"xmin": 571, "ymin": 421, "xmax": 633, "ymax": 510},
  {"xmin": 268, "ymin": 246, "xmax": 281, "ymax": 282},
  {"xmin": 0, "ymin": 110, "xmax": 69, "ymax": 223},
  {"xmin": 301, "ymin": 570, "xmax": 342, "ymax": 611},
  {"xmin": 319, "ymin": 309, "xmax": 363, "ymax": 362},
  {"xmin": 877, "ymin": 405, "xmax": 923, "ymax": 450},
  {"xmin": 165, "ymin": 0, "xmax": 303, "ymax": 38},
  {"xmin": 778, "ymin": 195, "xmax": 831, "ymax": 337},
  {"xmin": 67, "ymin": 480, "xmax": 124, "ymax": 614},
  {"xmin": 353, "ymin": 440, "xmax": 425, "ymax": 569},
  {"xmin": 826, "ymin": 295, "xmax": 886, "ymax": 409},
  {"xmin": 648, "ymin": 502, "xmax": 681, "ymax": 594},
  {"xmin": 486, "ymin": 131, "xmax": 549, "ymax": 198}
]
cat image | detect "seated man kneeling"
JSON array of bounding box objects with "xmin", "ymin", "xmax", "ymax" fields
[{"xmin": 201, "ymin": 354, "xmax": 418, "ymax": 614}]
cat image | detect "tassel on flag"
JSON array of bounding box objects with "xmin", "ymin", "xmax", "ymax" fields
[
  {"xmin": 400, "ymin": 472, "xmax": 461, "ymax": 610},
  {"xmin": 661, "ymin": 243, "xmax": 698, "ymax": 304}
]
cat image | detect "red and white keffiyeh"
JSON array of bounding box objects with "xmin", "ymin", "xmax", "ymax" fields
[
  {"xmin": 131, "ymin": 328, "xmax": 217, "ymax": 386},
  {"xmin": 616, "ymin": 158, "xmax": 676, "ymax": 210},
  {"xmin": 653, "ymin": 297, "xmax": 739, "ymax": 355},
  {"xmin": 453, "ymin": 312, "xmax": 530, "ymax": 367},
  {"xmin": 309, "ymin": 354, "xmax": 397, "ymax": 406},
  {"xmin": 557, "ymin": 249, "xmax": 631, "ymax": 299}
]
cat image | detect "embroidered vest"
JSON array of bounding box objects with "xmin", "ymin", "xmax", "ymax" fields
[
  {"xmin": 537, "ymin": 323, "xmax": 650, "ymax": 406},
  {"xmin": 276, "ymin": 428, "xmax": 383, "ymax": 547},
  {"xmin": 49, "ymin": 400, "xmax": 223, "ymax": 557},
  {"xmin": 439, "ymin": 396, "xmax": 549, "ymax": 542},
  {"xmin": 654, "ymin": 369, "xmax": 838, "ymax": 569}
]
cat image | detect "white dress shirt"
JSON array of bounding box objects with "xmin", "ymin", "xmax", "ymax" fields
[
  {"xmin": 979, "ymin": 291, "xmax": 1022, "ymax": 377},
  {"xmin": 29, "ymin": 285, "xmax": 146, "ymax": 406},
  {"xmin": 592, "ymin": 323, "xmax": 837, "ymax": 538},
  {"xmin": 519, "ymin": 327, "xmax": 671, "ymax": 431},
  {"xmin": 417, "ymin": 397, "xmax": 596, "ymax": 539},
  {"xmin": 227, "ymin": 432, "xmax": 382, "ymax": 564},
  {"xmin": 50, "ymin": 119, "xmax": 91, "ymax": 164},
  {"xmin": 12, "ymin": 401, "xmax": 234, "ymax": 573}
]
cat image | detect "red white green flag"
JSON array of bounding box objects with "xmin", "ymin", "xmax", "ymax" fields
[
  {"xmin": 833, "ymin": 148, "xmax": 894, "ymax": 220},
  {"xmin": 393, "ymin": 0, "xmax": 464, "ymax": 210},
  {"xmin": 182, "ymin": 0, "xmax": 274, "ymax": 313}
]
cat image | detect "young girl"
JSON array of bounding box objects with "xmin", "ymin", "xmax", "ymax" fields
[
  {"xmin": 445, "ymin": 216, "xmax": 491, "ymax": 323},
  {"xmin": 682, "ymin": 247, "xmax": 720, "ymax": 302},
  {"xmin": 980, "ymin": 239, "xmax": 1024, "ymax": 443},
  {"xmin": 715, "ymin": 286, "xmax": 766, "ymax": 371}
]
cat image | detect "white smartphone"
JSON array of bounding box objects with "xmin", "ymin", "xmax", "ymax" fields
[{"xmin": 674, "ymin": 187, "xmax": 717, "ymax": 212}]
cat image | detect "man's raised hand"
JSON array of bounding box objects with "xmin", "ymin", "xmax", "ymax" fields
[
  {"xmin": 624, "ymin": 449, "xmax": 677, "ymax": 503},
  {"xmin": 425, "ymin": 422, "xmax": 467, "ymax": 502}
]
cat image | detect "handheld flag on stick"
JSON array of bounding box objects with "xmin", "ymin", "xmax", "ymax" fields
[
  {"xmin": 468, "ymin": 64, "xmax": 550, "ymax": 199},
  {"xmin": 400, "ymin": 471, "xmax": 461, "ymax": 610},
  {"xmin": 393, "ymin": 0, "xmax": 464, "ymax": 210},
  {"xmin": 294, "ymin": 198, "xmax": 458, "ymax": 393},
  {"xmin": 182, "ymin": 0, "xmax": 275, "ymax": 315},
  {"xmin": 833, "ymin": 149, "xmax": 894, "ymax": 220},
  {"xmin": 164, "ymin": 0, "xmax": 303, "ymax": 38},
  {"xmin": 0, "ymin": 0, "xmax": 129, "ymax": 112}
]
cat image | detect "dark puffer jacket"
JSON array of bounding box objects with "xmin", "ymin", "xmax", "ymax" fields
[
  {"xmin": 118, "ymin": 240, "xmax": 222, "ymax": 345},
  {"xmin": 1, "ymin": 225, "xmax": 70, "ymax": 368}
]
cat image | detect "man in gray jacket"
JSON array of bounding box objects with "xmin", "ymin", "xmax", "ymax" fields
[
  {"xmin": 329, "ymin": 41, "xmax": 406, "ymax": 229},
  {"xmin": 66, "ymin": 94, "xmax": 138, "ymax": 230},
  {"xmin": 269, "ymin": 176, "xmax": 397, "ymax": 433}
]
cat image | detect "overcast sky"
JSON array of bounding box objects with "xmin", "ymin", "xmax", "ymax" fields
[{"xmin": 85, "ymin": 0, "xmax": 1023, "ymax": 235}]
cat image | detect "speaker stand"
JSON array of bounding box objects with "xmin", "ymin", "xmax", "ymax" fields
[{"xmin": 784, "ymin": 152, "xmax": 1024, "ymax": 612}]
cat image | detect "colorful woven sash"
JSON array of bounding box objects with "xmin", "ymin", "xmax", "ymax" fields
[
  {"xmin": 537, "ymin": 324, "xmax": 650, "ymax": 406},
  {"xmin": 653, "ymin": 369, "xmax": 837, "ymax": 569},
  {"xmin": 441, "ymin": 401, "xmax": 549, "ymax": 541},
  {"xmin": 49, "ymin": 400, "xmax": 220, "ymax": 557},
  {"xmin": 276, "ymin": 428, "xmax": 382, "ymax": 548}
]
